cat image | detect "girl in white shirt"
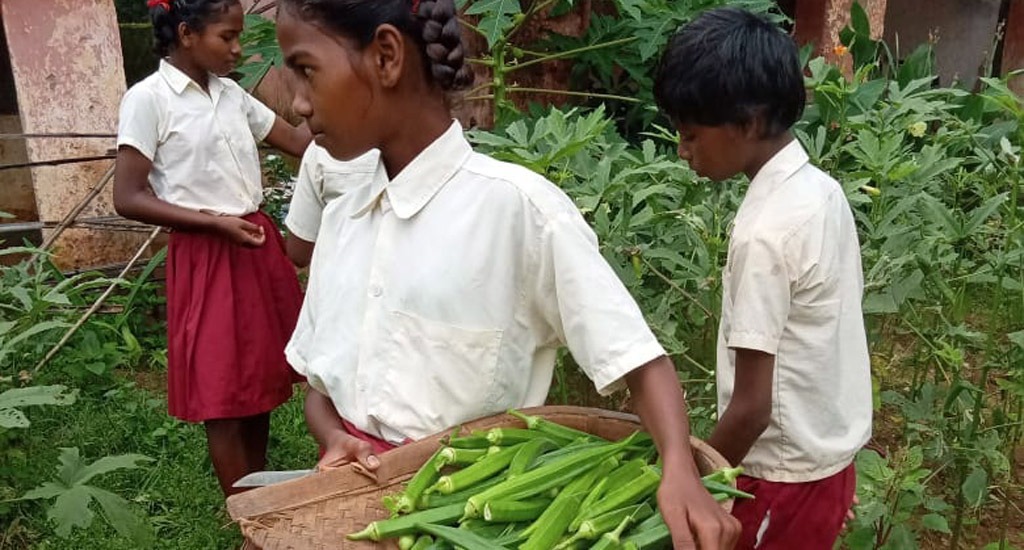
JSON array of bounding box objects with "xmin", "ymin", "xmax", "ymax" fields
[
  {"xmin": 114, "ymin": 0, "xmax": 311, "ymax": 497},
  {"xmin": 274, "ymin": 0, "xmax": 739, "ymax": 547}
]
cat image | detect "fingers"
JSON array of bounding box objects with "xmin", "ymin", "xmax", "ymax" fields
[{"xmin": 348, "ymin": 439, "xmax": 381, "ymax": 471}]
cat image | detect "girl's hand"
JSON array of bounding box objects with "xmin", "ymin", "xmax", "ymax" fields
[
  {"xmin": 317, "ymin": 430, "xmax": 381, "ymax": 472},
  {"xmin": 212, "ymin": 215, "xmax": 266, "ymax": 247},
  {"xmin": 658, "ymin": 458, "xmax": 741, "ymax": 549}
]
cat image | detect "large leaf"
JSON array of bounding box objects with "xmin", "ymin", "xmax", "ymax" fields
[
  {"xmin": 90, "ymin": 487, "xmax": 155, "ymax": 547},
  {"xmin": 465, "ymin": 0, "xmax": 522, "ymax": 48},
  {"xmin": 0, "ymin": 385, "xmax": 77, "ymax": 409},
  {"xmin": 19, "ymin": 481, "xmax": 67, "ymax": 501},
  {"xmin": 74, "ymin": 454, "xmax": 152, "ymax": 486},
  {"xmin": 961, "ymin": 467, "xmax": 988, "ymax": 507},
  {"xmin": 0, "ymin": 407, "xmax": 29, "ymax": 428},
  {"xmin": 49, "ymin": 485, "xmax": 95, "ymax": 537}
]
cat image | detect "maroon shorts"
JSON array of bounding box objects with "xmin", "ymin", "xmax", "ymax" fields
[
  {"xmin": 166, "ymin": 211, "xmax": 303, "ymax": 422},
  {"xmin": 731, "ymin": 462, "xmax": 857, "ymax": 550}
]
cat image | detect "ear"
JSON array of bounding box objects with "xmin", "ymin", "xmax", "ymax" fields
[
  {"xmin": 177, "ymin": 21, "xmax": 194, "ymax": 49},
  {"xmin": 740, "ymin": 110, "xmax": 767, "ymax": 140},
  {"xmin": 369, "ymin": 24, "xmax": 406, "ymax": 89}
]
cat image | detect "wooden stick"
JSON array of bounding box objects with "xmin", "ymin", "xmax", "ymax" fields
[
  {"xmin": 38, "ymin": 163, "xmax": 116, "ymax": 253},
  {"xmin": 32, "ymin": 226, "xmax": 162, "ymax": 374}
]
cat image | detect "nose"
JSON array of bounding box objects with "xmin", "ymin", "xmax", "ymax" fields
[
  {"xmin": 291, "ymin": 86, "xmax": 313, "ymax": 119},
  {"xmin": 230, "ymin": 38, "xmax": 242, "ymax": 57},
  {"xmin": 677, "ymin": 140, "xmax": 692, "ymax": 161}
]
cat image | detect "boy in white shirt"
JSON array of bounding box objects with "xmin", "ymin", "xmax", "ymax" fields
[
  {"xmin": 284, "ymin": 144, "xmax": 378, "ymax": 267},
  {"xmin": 654, "ymin": 8, "xmax": 872, "ymax": 549}
]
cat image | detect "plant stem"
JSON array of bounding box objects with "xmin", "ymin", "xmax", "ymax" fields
[
  {"xmin": 506, "ymin": 38, "xmax": 638, "ymax": 73},
  {"xmin": 504, "ymin": 87, "xmax": 641, "ymax": 103}
]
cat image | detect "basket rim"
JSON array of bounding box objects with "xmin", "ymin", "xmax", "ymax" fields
[{"xmin": 227, "ymin": 405, "xmax": 733, "ymax": 525}]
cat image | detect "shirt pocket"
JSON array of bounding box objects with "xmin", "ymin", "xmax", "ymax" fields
[{"xmin": 373, "ymin": 309, "xmax": 504, "ymax": 440}]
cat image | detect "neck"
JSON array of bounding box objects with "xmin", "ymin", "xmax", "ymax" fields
[
  {"xmin": 743, "ymin": 131, "xmax": 795, "ymax": 181},
  {"xmin": 378, "ymin": 100, "xmax": 453, "ymax": 179},
  {"xmin": 166, "ymin": 52, "xmax": 209, "ymax": 91}
]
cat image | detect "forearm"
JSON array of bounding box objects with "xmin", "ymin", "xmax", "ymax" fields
[
  {"xmin": 304, "ymin": 386, "xmax": 348, "ymax": 447},
  {"xmin": 706, "ymin": 402, "xmax": 770, "ymax": 467},
  {"xmin": 626, "ymin": 356, "xmax": 700, "ymax": 476},
  {"xmin": 114, "ymin": 187, "xmax": 219, "ymax": 232}
]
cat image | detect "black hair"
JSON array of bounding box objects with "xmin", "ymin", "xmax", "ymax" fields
[
  {"xmin": 149, "ymin": 0, "xmax": 241, "ymax": 57},
  {"xmin": 278, "ymin": 0, "xmax": 474, "ymax": 92},
  {"xmin": 653, "ymin": 7, "xmax": 805, "ymax": 138}
]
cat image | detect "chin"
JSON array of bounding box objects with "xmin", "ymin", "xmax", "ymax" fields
[{"xmin": 316, "ymin": 135, "xmax": 369, "ymax": 162}]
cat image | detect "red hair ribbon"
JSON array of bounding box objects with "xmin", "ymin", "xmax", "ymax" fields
[
  {"xmin": 411, "ymin": 0, "xmax": 421, "ymax": 15},
  {"xmin": 147, "ymin": 0, "xmax": 171, "ymax": 11}
]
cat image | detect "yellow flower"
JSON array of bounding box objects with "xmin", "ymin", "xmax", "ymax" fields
[
  {"xmin": 908, "ymin": 121, "xmax": 927, "ymax": 138},
  {"xmin": 833, "ymin": 45, "xmax": 849, "ymax": 56}
]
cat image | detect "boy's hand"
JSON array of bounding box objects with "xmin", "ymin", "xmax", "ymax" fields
[
  {"xmin": 659, "ymin": 457, "xmax": 741, "ymax": 549},
  {"xmin": 316, "ymin": 430, "xmax": 381, "ymax": 472}
]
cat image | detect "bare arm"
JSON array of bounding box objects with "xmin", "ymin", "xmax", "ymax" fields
[
  {"xmin": 114, "ymin": 146, "xmax": 265, "ymax": 246},
  {"xmin": 263, "ymin": 117, "xmax": 312, "ymax": 158},
  {"xmin": 627, "ymin": 356, "xmax": 740, "ymax": 549},
  {"xmin": 305, "ymin": 386, "xmax": 379, "ymax": 470},
  {"xmin": 706, "ymin": 348, "xmax": 774, "ymax": 467},
  {"xmin": 286, "ymin": 233, "xmax": 316, "ymax": 268}
]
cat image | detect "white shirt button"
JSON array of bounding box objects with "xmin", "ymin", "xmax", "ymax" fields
[{"xmin": 370, "ymin": 285, "xmax": 383, "ymax": 297}]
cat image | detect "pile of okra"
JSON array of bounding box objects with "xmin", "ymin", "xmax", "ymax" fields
[{"xmin": 347, "ymin": 410, "xmax": 751, "ymax": 549}]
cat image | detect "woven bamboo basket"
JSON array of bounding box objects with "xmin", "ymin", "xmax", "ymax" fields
[{"xmin": 228, "ymin": 406, "xmax": 733, "ymax": 550}]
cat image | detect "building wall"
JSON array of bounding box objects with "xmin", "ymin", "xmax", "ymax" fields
[
  {"xmin": 884, "ymin": 0, "xmax": 1003, "ymax": 88},
  {"xmin": 1, "ymin": 0, "xmax": 144, "ymax": 270}
]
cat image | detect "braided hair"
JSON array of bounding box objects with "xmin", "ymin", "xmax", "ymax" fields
[
  {"xmin": 149, "ymin": 0, "xmax": 241, "ymax": 57},
  {"xmin": 278, "ymin": 0, "xmax": 474, "ymax": 91}
]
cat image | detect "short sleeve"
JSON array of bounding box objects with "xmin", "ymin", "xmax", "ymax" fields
[
  {"xmin": 285, "ymin": 298, "xmax": 315, "ymax": 380},
  {"xmin": 243, "ymin": 90, "xmax": 277, "ymax": 142},
  {"xmin": 285, "ymin": 146, "xmax": 326, "ymax": 242},
  {"xmin": 117, "ymin": 87, "xmax": 161, "ymax": 160},
  {"xmin": 725, "ymin": 235, "xmax": 793, "ymax": 354},
  {"xmin": 532, "ymin": 212, "xmax": 666, "ymax": 395}
]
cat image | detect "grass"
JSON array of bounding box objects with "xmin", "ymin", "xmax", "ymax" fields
[{"xmin": 2, "ymin": 371, "xmax": 316, "ymax": 549}]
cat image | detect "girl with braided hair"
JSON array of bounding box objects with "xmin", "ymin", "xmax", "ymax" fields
[
  {"xmin": 277, "ymin": 1, "xmax": 740, "ymax": 546},
  {"xmin": 114, "ymin": 0, "xmax": 312, "ymax": 496}
]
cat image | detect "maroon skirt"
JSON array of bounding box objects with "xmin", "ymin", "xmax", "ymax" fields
[{"xmin": 165, "ymin": 211, "xmax": 303, "ymax": 422}]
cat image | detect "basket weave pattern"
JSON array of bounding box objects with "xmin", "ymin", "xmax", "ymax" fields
[{"xmin": 228, "ymin": 406, "xmax": 732, "ymax": 550}]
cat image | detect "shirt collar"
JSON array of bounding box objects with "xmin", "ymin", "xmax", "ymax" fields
[
  {"xmin": 158, "ymin": 59, "xmax": 224, "ymax": 101},
  {"xmin": 745, "ymin": 138, "xmax": 809, "ymax": 200},
  {"xmin": 352, "ymin": 121, "xmax": 473, "ymax": 220}
]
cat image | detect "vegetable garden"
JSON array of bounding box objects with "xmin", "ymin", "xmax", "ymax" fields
[{"xmin": 1, "ymin": 0, "xmax": 1022, "ymax": 548}]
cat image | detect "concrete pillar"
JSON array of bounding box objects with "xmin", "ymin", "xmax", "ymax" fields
[
  {"xmin": 1004, "ymin": 0, "xmax": 1024, "ymax": 95},
  {"xmin": 1, "ymin": 0, "xmax": 144, "ymax": 270},
  {"xmin": 793, "ymin": 0, "xmax": 887, "ymax": 75}
]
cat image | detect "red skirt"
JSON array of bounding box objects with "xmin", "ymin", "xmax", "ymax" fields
[
  {"xmin": 731, "ymin": 463, "xmax": 857, "ymax": 549},
  {"xmin": 166, "ymin": 211, "xmax": 303, "ymax": 422}
]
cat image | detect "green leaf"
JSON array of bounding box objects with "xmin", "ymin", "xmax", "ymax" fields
[
  {"xmin": 464, "ymin": 0, "xmax": 522, "ymax": 48},
  {"xmin": 0, "ymin": 385, "xmax": 78, "ymax": 409},
  {"xmin": 57, "ymin": 448, "xmax": 88, "ymax": 487},
  {"xmin": 74, "ymin": 454, "xmax": 152, "ymax": 486},
  {"xmin": 0, "ymin": 407, "xmax": 29, "ymax": 428},
  {"xmin": 921, "ymin": 513, "xmax": 950, "ymax": 534},
  {"xmin": 964, "ymin": 193, "xmax": 1008, "ymax": 235},
  {"xmin": 49, "ymin": 485, "xmax": 95, "ymax": 537},
  {"xmin": 961, "ymin": 467, "xmax": 988, "ymax": 507},
  {"xmin": 1009, "ymin": 330, "xmax": 1024, "ymax": 351},
  {"xmin": 89, "ymin": 487, "xmax": 155, "ymax": 547},
  {"xmin": 19, "ymin": 481, "xmax": 67, "ymax": 501}
]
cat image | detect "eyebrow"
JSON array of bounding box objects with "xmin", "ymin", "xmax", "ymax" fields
[{"xmin": 284, "ymin": 50, "xmax": 312, "ymax": 68}]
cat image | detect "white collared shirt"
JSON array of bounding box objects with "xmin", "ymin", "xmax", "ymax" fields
[
  {"xmin": 284, "ymin": 144, "xmax": 379, "ymax": 242},
  {"xmin": 286, "ymin": 122, "xmax": 665, "ymax": 444},
  {"xmin": 717, "ymin": 139, "xmax": 872, "ymax": 482},
  {"xmin": 117, "ymin": 60, "xmax": 276, "ymax": 216}
]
